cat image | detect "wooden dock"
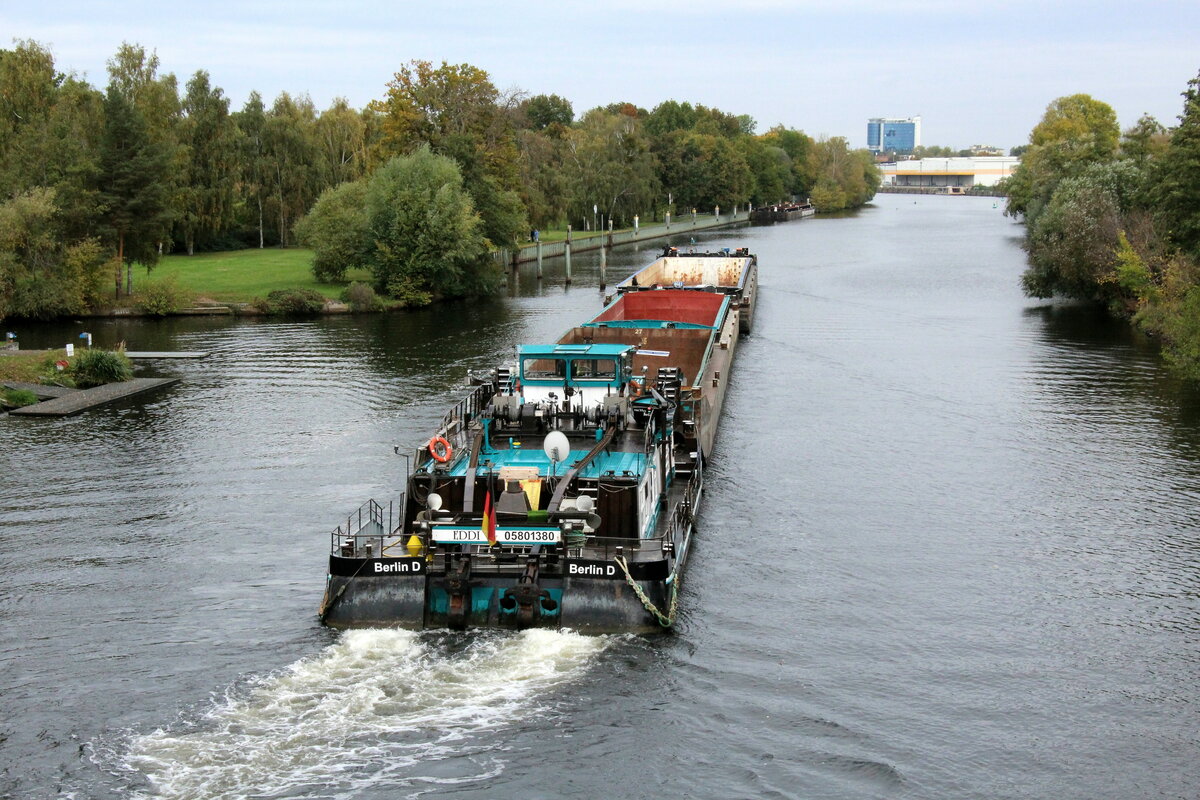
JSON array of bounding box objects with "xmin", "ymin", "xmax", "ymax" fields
[
  {"xmin": 125, "ymin": 351, "xmax": 210, "ymax": 359},
  {"xmin": 9, "ymin": 378, "xmax": 179, "ymax": 417}
]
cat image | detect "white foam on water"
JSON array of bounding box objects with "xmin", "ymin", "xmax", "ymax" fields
[{"xmin": 119, "ymin": 629, "xmax": 608, "ymax": 799}]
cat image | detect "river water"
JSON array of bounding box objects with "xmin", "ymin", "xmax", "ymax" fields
[{"xmin": 2, "ymin": 196, "xmax": 1198, "ymax": 799}]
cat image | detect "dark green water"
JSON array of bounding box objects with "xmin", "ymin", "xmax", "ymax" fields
[{"xmin": 2, "ymin": 196, "xmax": 1198, "ymax": 799}]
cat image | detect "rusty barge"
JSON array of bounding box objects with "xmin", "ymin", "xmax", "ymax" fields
[
  {"xmin": 750, "ymin": 201, "xmax": 815, "ymax": 223},
  {"xmin": 319, "ymin": 247, "xmax": 758, "ymax": 633}
]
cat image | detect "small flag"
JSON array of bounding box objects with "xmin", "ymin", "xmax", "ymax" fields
[{"xmin": 482, "ymin": 492, "xmax": 496, "ymax": 546}]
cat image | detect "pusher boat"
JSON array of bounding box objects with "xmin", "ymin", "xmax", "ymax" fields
[{"xmin": 318, "ymin": 248, "xmax": 757, "ymax": 633}]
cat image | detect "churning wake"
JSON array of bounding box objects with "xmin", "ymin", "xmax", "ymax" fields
[{"xmin": 117, "ymin": 629, "xmax": 608, "ymax": 799}]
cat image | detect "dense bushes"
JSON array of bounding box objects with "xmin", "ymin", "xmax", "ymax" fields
[
  {"xmin": 136, "ymin": 276, "xmax": 192, "ymax": 316},
  {"xmin": 71, "ymin": 349, "xmax": 133, "ymax": 387},
  {"xmin": 295, "ymin": 181, "xmax": 370, "ymax": 283},
  {"xmin": 255, "ymin": 288, "xmax": 327, "ymax": 315},
  {"xmin": 340, "ymin": 282, "xmax": 382, "ymax": 312},
  {"xmin": 298, "ymin": 148, "xmax": 495, "ymax": 307},
  {"xmin": 1010, "ymin": 72, "xmax": 1200, "ymax": 378}
]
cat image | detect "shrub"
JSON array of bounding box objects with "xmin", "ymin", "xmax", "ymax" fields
[
  {"xmin": 296, "ymin": 180, "xmax": 370, "ymax": 283},
  {"xmin": 365, "ymin": 148, "xmax": 495, "ymax": 305},
  {"xmin": 340, "ymin": 281, "xmax": 382, "ymax": 312},
  {"xmin": 137, "ymin": 276, "xmax": 192, "ymax": 316},
  {"xmin": 2, "ymin": 388, "xmax": 38, "ymax": 407},
  {"xmin": 70, "ymin": 349, "xmax": 133, "ymax": 388},
  {"xmin": 258, "ymin": 288, "xmax": 327, "ymax": 316}
]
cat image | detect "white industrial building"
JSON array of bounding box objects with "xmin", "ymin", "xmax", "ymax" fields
[{"xmin": 879, "ymin": 156, "xmax": 1020, "ymax": 190}]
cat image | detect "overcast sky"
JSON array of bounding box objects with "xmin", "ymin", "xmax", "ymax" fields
[{"xmin": 4, "ymin": 0, "xmax": 1197, "ymax": 151}]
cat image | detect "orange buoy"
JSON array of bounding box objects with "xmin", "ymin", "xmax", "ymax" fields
[{"xmin": 428, "ymin": 436, "xmax": 452, "ymax": 463}]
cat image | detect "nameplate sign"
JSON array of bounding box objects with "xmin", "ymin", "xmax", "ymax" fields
[
  {"xmin": 431, "ymin": 526, "xmax": 561, "ymax": 545},
  {"xmin": 330, "ymin": 557, "xmax": 425, "ymax": 577},
  {"xmin": 565, "ymin": 558, "xmax": 669, "ymax": 581}
]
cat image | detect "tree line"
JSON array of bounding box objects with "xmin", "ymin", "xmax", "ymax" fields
[
  {"xmin": 0, "ymin": 40, "xmax": 880, "ymax": 319},
  {"xmin": 1004, "ymin": 69, "xmax": 1200, "ymax": 377}
]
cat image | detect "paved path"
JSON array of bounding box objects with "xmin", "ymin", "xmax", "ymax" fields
[{"xmin": 9, "ymin": 378, "xmax": 179, "ymax": 417}]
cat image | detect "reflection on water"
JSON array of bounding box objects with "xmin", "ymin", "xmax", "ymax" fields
[{"xmin": 3, "ymin": 204, "xmax": 1200, "ymax": 799}]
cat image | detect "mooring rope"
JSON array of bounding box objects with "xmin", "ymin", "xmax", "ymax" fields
[{"xmin": 614, "ymin": 555, "xmax": 680, "ymax": 628}]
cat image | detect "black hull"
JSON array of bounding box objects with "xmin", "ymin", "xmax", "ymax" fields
[{"xmin": 321, "ymin": 557, "xmax": 681, "ymax": 635}]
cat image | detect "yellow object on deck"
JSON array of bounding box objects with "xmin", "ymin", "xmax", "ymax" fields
[
  {"xmin": 406, "ymin": 535, "xmax": 423, "ymax": 557},
  {"xmin": 520, "ymin": 479, "xmax": 542, "ymax": 510}
]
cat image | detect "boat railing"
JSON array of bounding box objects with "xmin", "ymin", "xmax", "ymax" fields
[
  {"xmin": 414, "ymin": 382, "xmax": 496, "ymax": 471},
  {"xmin": 329, "ymin": 498, "xmax": 405, "ymax": 558},
  {"xmin": 661, "ymin": 465, "xmax": 702, "ymax": 547}
]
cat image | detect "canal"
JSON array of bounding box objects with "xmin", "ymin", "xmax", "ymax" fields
[{"xmin": 2, "ymin": 195, "xmax": 1198, "ymax": 798}]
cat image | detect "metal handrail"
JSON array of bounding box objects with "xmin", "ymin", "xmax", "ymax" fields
[
  {"xmin": 328, "ymin": 497, "xmax": 403, "ymax": 557},
  {"xmin": 415, "ymin": 382, "xmax": 496, "ymax": 472}
]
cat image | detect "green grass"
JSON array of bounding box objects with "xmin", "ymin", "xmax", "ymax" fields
[
  {"xmin": 0, "ymin": 349, "xmax": 64, "ymax": 383},
  {"xmin": 152, "ymin": 248, "xmax": 372, "ymax": 304}
]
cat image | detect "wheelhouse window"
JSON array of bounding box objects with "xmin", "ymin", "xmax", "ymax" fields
[
  {"xmin": 571, "ymin": 358, "xmax": 617, "ymax": 381},
  {"xmin": 522, "ymin": 357, "xmax": 566, "ymax": 380}
]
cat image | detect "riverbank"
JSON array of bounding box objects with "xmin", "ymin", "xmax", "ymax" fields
[
  {"xmin": 6, "ymin": 212, "xmax": 758, "ymax": 322},
  {"xmin": 496, "ymin": 209, "xmax": 752, "ymax": 265}
]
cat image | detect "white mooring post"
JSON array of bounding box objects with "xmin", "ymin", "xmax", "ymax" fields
[
  {"xmin": 599, "ymin": 237, "xmax": 607, "ymax": 290},
  {"xmin": 565, "ymin": 225, "xmax": 573, "ymax": 285}
]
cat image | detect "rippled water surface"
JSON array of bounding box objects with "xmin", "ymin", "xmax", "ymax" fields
[{"xmin": 3, "ymin": 197, "xmax": 1199, "ymax": 799}]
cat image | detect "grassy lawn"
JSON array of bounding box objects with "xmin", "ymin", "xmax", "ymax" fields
[
  {"xmin": 151, "ymin": 248, "xmax": 372, "ymax": 303},
  {"xmin": 0, "ymin": 349, "xmax": 67, "ymax": 383}
]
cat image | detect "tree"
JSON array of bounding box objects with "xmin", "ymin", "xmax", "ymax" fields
[
  {"xmin": 738, "ymin": 138, "xmax": 790, "ymax": 204},
  {"xmin": 261, "ymin": 92, "xmax": 321, "ymax": 246},
  {"xmin": 234, "ymin": 92, "xmax": 269, "ymax": 247},
  {"xmin": 807, "ymin": 137, "xmax": 880, "ymax": 211},
  {"xmin": 655, "ymin": 131, "xmax": 751, "ymax": 212},
  {"xmin": 564, "ymin": 109, "xmax": 659, "ymax": 228},
  {"xmin": 364, "ymin": 146, "xmax": 495, "ymax": 305},
  {"xmin": 0, "ymin": 42, "xmax": 105, "ymax": 241},
  {"xmin": 105, "ymin": 42, "xmax": 182, "ymax": 256},
  {"xmin": 1006, "ymin": 94, "xmax": 1119, "ymax": 221},
  {"xmin": 760, "ymin": 126, "xmax": 816, "ymax": 197},
  {"xmin": 316, "ymin": 97, "xmax": 371, "ymax": 187},
  {"xmin": 1020, "ymin": 160, "xmax": 1142, "ymax": 299},
  {"xmin": 523, "ymin": 94, "xmax": 573, "ymax": 130},
  {"xmin": 1120, "ymin": 114, "xmax": 1168, "ymax": 164},
  {"xmin": 0, "ymin": 188, "xmax": 108, "ymax": 320},
  {"xmin": 295, "ymin": 179, "xmax": 370, "ymax": 283},
  {"xmin": 1030, "ymin": 94, "xmax": 1120, "ymax": 154},
  {"xmin": 1152, "ymin": 70, "xmax": 1200, "ymax": 259},
  {"xmin": 516, "ymin": 127, "xmax": 571, "ymax": 228},
  {"xmin": 0, "ymin": 40, "xmax": 57, "ymax": 157},
  {"xmin": 645, "ymin": 100, "xmax": 697, "ymax": 138},
  {"xmin": 98, "ymin": 87, "xmax": 172, "ymax": 296},
  {"xmin": 372, "ymin": 60, "xmax": 527, "ymax": 246},
  {"xmin": 178, "ymin": 70, "xmax": 237, "ymax": 254}
]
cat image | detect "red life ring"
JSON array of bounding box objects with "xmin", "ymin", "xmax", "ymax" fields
[{"xmin": 429, "ymin": 436, "xmax": 453, "ymax": 463}]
